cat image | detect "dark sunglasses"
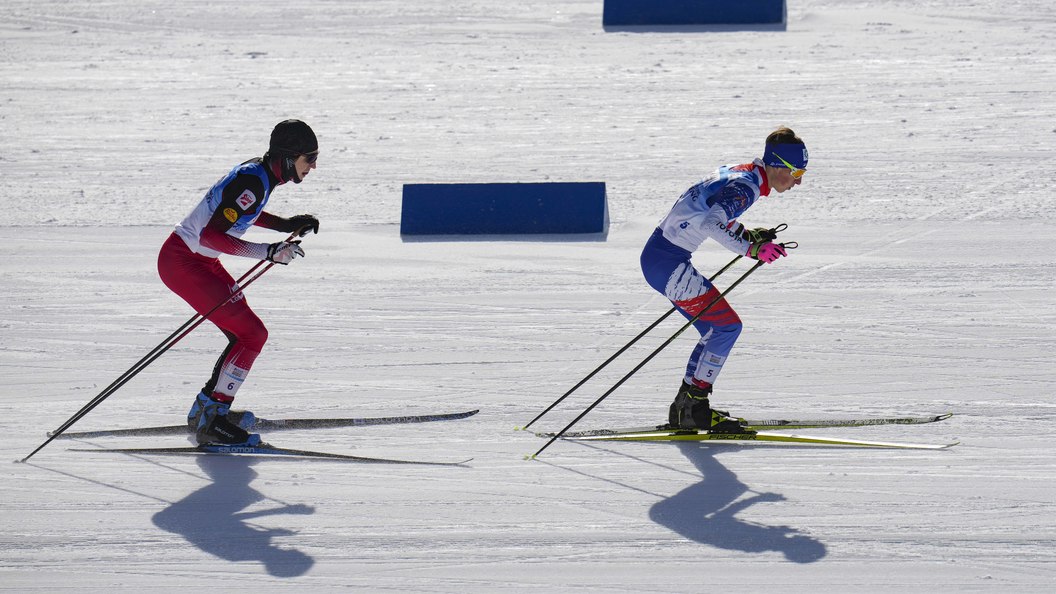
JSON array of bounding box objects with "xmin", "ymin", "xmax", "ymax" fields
[{"xmin": 303, "ymin": 152, "xmax": 319, "ymax": 165}]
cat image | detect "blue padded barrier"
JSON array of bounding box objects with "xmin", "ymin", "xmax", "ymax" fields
[
  {"xmin": 603, "ymin": 0, "xmax": 785, "ymax": 27},
  {"xmin": 400, "ymin": 182, "xmax": 608, "ymax": 236}
]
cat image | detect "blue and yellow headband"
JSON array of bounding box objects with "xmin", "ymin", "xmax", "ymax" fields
[{"xmin": 763, "ymin": 143, "xmax": 809, "ymax": 171}]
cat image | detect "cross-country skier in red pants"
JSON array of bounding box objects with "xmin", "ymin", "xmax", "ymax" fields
[{"xmin": 158, "ymin": 119, "xmax": 320, "ymax": 446}]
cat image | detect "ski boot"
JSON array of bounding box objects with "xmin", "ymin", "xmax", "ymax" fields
[
  {"xmin": 668, "ymin": 380, "xmax": 753, "ymax": 434},
  {"xmin": 187, "ymin": 391, "xmax": 255, "ymax": 431},
  {"xmin": 194, "ymin": 395, "xmax": 262, "ymax": 446}
]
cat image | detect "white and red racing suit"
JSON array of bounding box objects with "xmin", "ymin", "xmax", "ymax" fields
[{"xmin": 158, "ymin": 158, "xmax": 291, "ymax": 403}]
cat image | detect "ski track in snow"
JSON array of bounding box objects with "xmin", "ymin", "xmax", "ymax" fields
[{"xmin": 2, "ymin": 0, "xmax": 1056, "ymax": 591}]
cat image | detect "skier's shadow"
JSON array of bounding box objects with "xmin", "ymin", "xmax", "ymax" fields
[
  {"xmin": 649, "ymin": 443, "xmax": 827, "ymax": 563},
  {"xmin": 152, "ymin": 455, "xmax": 315, "ymax": 577}
]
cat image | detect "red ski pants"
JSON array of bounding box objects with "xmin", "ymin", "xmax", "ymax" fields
[{"xmin": 157, "ymin": 233, "xmax": 267, "ymax": 399}]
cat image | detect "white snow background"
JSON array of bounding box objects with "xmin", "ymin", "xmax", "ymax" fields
[{"xmin": 2, "ymin": 0, "xmax": 1055, "ymax": 591}]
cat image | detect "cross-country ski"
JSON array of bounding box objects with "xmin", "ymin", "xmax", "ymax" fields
[
  {"xmin": 69, "ymin": 443, "xmax": 472, "ymax": 466},
  {"xmin": 542, "ymin": 412, "xmax": 953, "ymax": 438},
  {"xmin": 52, "ymin": 409, "xmax": 480, "ymax": 439},
  {"xmin": 536, "ymin": 428, "xmax": 957, "ymax": 450}
]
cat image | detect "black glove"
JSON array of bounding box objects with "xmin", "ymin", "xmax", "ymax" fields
[
  {"xmin": 741, "ymin": 226, "xmax": 779, "ymax": 243},
  {"xmin": 286, "ymin": 214, "xmax": 320, "ymax": 237}
]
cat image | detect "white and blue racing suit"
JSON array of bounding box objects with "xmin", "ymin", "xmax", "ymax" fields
[{"xmin": 640, "ymin": 159, "xmax": 773, "ymax": 386}]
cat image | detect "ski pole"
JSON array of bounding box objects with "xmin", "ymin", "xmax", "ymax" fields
[
  {"xmin": 519, "ymin": 225, "xmax": 786, "ymax": 431},
  {"xmin": 528, "ymin": 248, "xmax": 789, "ymax": 460},
  {"xmin": 517, "ymin": 254, "xmax": 743, "ymax": 432},
  {"xmin": 60, "ymin": 259, "xmax": 269, "ymax": 423},
  {"xmin": 21, "ymin": 263, "xmax": 275, "ymax": 463},
  {"xmin": 20, "ymin": 234, "xmax": 300, "ymax": 463}
]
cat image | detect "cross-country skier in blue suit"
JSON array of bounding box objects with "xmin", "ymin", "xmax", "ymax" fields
[{"xmin": 641, "ymin": 127, "xmax": 808, "ymax": 432}]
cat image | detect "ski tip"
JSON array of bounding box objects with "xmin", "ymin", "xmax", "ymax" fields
[
  {"xmin": 524, "ymin": 453, "xmax": 537, "ymax": 461},
  {"xmin": 513, "ymin": 426, "xmax": 524, "ymax": 431}
]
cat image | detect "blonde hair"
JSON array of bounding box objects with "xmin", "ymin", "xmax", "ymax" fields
[{"xmin": 766, "ymin": 127, "xmax": 804, "ymax": 146}]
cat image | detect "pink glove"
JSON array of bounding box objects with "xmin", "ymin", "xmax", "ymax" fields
[{"xmin": 746, "ymin": 241, "xmax": 787, "ymax": 263}]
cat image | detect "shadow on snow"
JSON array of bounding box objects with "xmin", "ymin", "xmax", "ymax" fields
[
  {"xmin": 152, "ymin": 455, "xmax": 316, "ymax": 577},
  {"xmin": 649, "ymin": 442, "xmax": 827, "ymax": 563}
]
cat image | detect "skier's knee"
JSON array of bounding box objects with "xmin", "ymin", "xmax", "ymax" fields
[
  {"xmin": 242, "ymin": 321, "xmax": 268, "ymax": 351},
  {"xmin": 718, "ymin": 321, "xmax": 742, "ymax": 342}
]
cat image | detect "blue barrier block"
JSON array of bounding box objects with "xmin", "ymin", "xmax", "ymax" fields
[
  {"xmin": 603, "ymin": 0, "xmax": 785, "ymax": 26},
  {"xmin": 401, "ymin": 182, "xmax": 608, "ymax": 236}
]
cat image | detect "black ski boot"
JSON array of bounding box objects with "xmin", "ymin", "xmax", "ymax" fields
[
  {"xmin": 668, "ymin": 380, "xmax": 752, "ymax": 434},
  {"xmin": 194, "ymin": 396, "xmax": 262, "ymax": 446}
]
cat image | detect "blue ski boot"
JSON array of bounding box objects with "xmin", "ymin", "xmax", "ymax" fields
[
  {"xmin": 187, "ymin": 391, "xmax": 256, "ymax": 431},
  {"xmin": 194, "ymin": 396, "xmax": 262, "ymax": 446}
]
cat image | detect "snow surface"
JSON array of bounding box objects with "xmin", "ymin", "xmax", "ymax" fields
[{"xmin": 2, "ymin": 0, "xmax": 1055, "ymax": 591}]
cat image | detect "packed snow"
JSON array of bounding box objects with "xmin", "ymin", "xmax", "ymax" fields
[{"xmin": 2, "ymin": 0, "xmax": 1054, "ymax": 591}]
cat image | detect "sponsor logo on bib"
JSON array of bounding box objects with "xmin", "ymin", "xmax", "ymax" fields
[{"xmin": 236, "ymin": 190, "xmax": 257, "ymax": 210}]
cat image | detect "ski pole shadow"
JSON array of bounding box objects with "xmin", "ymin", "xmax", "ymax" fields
[
  {"xmin": 152, "ymin": 455, "xmax": 316, "ymax": 577},
  {"xmin": 649, "ymin": 442, "xmax": 827, "ymax": 563}
]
